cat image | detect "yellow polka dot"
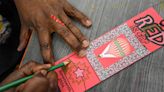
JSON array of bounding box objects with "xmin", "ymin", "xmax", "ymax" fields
[{"xmin": 0, "ymin": 22, "xmax": 4, "ymax": 33}]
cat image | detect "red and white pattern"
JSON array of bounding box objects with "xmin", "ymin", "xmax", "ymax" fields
[
  {"xmin": 54, "ymin": 7, "xmax": 163, "ymax": 92},
  {"xmin": 99, "ymin": 37, "xmax": 132, "ymax": 58}
]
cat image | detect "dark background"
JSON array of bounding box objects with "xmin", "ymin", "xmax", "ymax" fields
[{"xmin": 0, "ymin": 0, "xmax": 23, "ymax": 82}]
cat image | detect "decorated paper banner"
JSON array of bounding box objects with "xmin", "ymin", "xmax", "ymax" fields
[{"xmin": 54, "ymin": 7, "xmax": 164, "ymax": 92}]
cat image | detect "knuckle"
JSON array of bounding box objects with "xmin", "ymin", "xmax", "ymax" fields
[
  {"xmin": 29, "ymin": 61, "xmax": 37, "ymax": 66},
  {"xmin": 57, "ymin": 28, "xmax": 70, "ymax": 37},
  {"xmin": 36, "ymin": 24, "xmax": 45, "ymax": 32},
  {"xmin": 63, "ymin": 31, "xmax": 70, "ymax": 37},
  {"xmin": 32, "ymin": 17, "xmax": 46, "ymax": 32},
  {"xmin": 42, "ymin": 54, "xmax": 52, "ymax": 63},
  {"xmin": 43, "ymin": 55, "xmax": 50, "ymax": 61},
  {"xmin": 69, "ymin": 6, "xmax": 77, "ymax": 14},
  {"xmin": 67, "ymin": 39, "xmax": 81, "ymax": 50},
  {"xmin": 67, "ymin": 21, "xmax": 74, "ymax": 29},
  {"xmin": 40, "ymin": 42, "xmax": 50, "ymax": 50}
]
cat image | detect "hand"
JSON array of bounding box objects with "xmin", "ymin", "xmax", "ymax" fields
[
  {"xmin": 14, "ymin": 0, "xmax": 92, "ymax": 63},
  {"xmin": 0, "ymin": 61, "xmax": 58, "ymax": 92}
]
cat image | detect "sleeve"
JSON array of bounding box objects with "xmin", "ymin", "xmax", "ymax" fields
[{"xmin": 0, "ymin": 0, "xmax": 11, "ymax": 3}]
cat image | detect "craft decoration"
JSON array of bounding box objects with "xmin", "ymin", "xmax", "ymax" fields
[
  {"xmin": 99, "ymin": 37, "xmax": 132, "ymax": 58},
  {"xmin": 52, "ymin": 7, "xmax": 164, "ymax": 92}
]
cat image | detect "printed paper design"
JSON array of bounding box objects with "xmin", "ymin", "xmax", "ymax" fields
[
  {"xmin": 134, "ymin": 15, "xmax": 164, "ymax": 46},
  {"xmin": 99, "ymin": 36, "xmax": 133, "ymax": 58},
  {"xmin": 56, "ymin": 54, "xmax": 100, "ymax": 92},
  {"xmin": 94, "ymin": 35, "xmax": 135, "ymax": 68},
  {"xmin": 66, "ymin": 61, "xmax": 91, "ymax": 85},
  {"xmin": 51, "ymin": 7, "xmax": 163, "ymax": 92},
  {"xmin": 87, "ymin": 23, "xmax": 150, "ymax": 80}
]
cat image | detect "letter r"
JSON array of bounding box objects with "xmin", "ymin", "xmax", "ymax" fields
[{"xmin": 135, "ymin": 15, "xmax": 154, "ymax": 29}]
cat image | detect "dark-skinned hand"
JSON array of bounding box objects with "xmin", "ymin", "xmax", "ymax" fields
[
  {"xmin": 0, "ymin": 61, "xmax": 58, "ymax": 92},
  {"xmin": 14, "ymin": 0, "xmax": 92, "ymax": 63}
]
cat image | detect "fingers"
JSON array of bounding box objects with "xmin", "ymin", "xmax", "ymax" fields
[
  {"xmin": 17, "ymin": 25, "xmax": 31, "ymax": 51},
  {"xmin": 47, "ymin": 71, "xmax": 58, "ymax": 92},
  {"xmin": 64, "ymin": 2, "xmax": 92, "ymax": 27},
  {"xmin": 1, "ymin": 61, "xmax": 52, "ymax": 92},
  {"xmin": 19, "ymin": 61, "xmax": 51, "ymax": 76},
  {"xmin": 16, "ymin": 72, "xmax": 58, "ymax": 92},
  {"xmin": 16, "ymin": 73, "xmax": 49, "ymax": 92},
  {"xmin": 51, "ymin": 19, "xmax": 87, "ymax": 57},
  {"xmin": 59, "ymin": 12, "xmax": 90, "ymax": 48},
  {"xmin": 32, "ymin": 64, "xmax": 51, "ymax": 73},
  {"xmin": 48, "ymin": 3, "xmax": 89, "ymax": 57},
  {"xmin": 36, "ymin": 27, "xmax": 54, "ymax": 63}
]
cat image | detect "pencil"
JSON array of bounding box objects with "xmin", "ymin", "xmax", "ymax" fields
[{"xmin": 0, "ymin": 61, "xmax": 70, "ymax": 92}]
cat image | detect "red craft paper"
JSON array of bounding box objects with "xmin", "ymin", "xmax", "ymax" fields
[
  {"xmin": 94, "ymin": 35, "xmax": 135, "ymax": 68},
  {"xmin": 54, "ymin": 7, "xmax": 164, "ymax": 92}
]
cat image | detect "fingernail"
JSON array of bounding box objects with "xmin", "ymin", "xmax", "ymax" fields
[
  {"xmin": 17, "ymin": 47, "xmax": 22, "ymax": 52},
  {"xmin": 41, "ymin": 70, "xmax": 47, "ymax": 76},
  {"xmin": 79, "ymin": 50, "xmax": 87, "ymax": 57},
  {"xmin": 86, "ymin": 20, "xmax": 92, "ymax": 27},
  {"xmin": 50, "ymin": 83, "xmax": 54, "ymax": 88},
  {"xmin": 82, "ymin": 40, "xmax": 90, "ymax": 48},
  {"xmin": 46, "ymin": 64, "xmax": 52, "ymax": 68}
]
